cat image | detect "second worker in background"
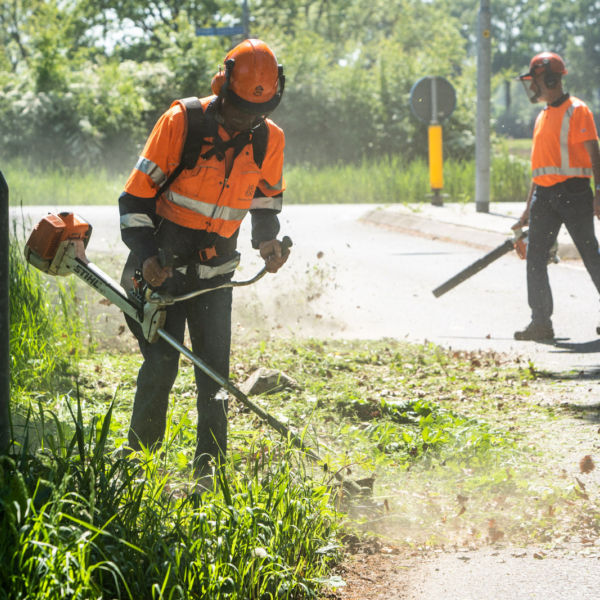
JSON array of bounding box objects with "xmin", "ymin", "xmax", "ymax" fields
[{"xmin": 514, "ymin": 52, "xmax": 600, "ymax": 341}]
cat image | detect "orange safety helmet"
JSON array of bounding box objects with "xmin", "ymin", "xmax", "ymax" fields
[
  {"xmin": 211, "ymin": 39, "xmax": 285, "ymax": 116},
  {"xmin": 518, "ymin": 52, "xmax": 568, "ymax": 103}
]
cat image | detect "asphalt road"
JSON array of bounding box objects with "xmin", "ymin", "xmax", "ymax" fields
[{"xmin": 13, "ymin": 204, "xmax": 600, "ymax": 373}]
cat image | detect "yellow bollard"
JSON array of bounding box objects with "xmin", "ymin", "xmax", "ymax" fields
[{"xmin": 428, "ymin": 124, "xmax": 443, "ymax": 191}]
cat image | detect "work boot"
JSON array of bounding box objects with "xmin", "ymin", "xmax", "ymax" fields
[{"xmin": 514, "ymin": 321, "xmax": 554, "ymax": 341}]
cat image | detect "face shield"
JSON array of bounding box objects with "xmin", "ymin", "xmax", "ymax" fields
[{"xmin": 518, "ymin": 75, "xmax": 542, "ymax": 104}]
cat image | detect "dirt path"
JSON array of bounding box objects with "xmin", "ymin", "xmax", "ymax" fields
[
  {"xmin": 338, "ymin": 547, "xmax": 600, "ymax": 599},
  {"xmin": 334, "ymin": 376, "xmax": 600, "ymax": 599}
]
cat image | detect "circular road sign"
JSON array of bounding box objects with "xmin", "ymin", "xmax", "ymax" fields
[{"xmin": 410, "ymin": 76, "xmax": 456, "ymax": 124}]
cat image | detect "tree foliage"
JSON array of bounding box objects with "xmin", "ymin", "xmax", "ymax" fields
[{"xmin": 0, "ymin": 0, "xmax": 597, "ymax": 170}]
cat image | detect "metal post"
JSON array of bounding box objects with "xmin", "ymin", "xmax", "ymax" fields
[
  {"xmin": 429, "ymin": 77, "xmax": 443, "ymax": 206},
  {"xmin": 0, "ymin": 171, "xmax": 10, "ymax": 452},
  {"xmin": 242, "ymin": 0, "xmax": 250, "ymax": 39},
  {"xmin": 475, "ymin": 0, "xmax": 491, "ymax": 213}
]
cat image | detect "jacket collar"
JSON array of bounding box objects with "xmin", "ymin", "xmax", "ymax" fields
[{"xmin": 548, "ymin": 92, "xmax": 570, "ymax": 108}]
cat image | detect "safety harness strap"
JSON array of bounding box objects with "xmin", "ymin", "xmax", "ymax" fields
[{"xmin": 153, "ymin": 97, "xmax": 269, "ymax": 202}]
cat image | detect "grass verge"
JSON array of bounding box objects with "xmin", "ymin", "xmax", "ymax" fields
[
  {"xmin": 35, "ymin": 342, "xmax": 600, "ymax": 553},
  {"xmin": 5, "ymin": 151, "xmax": 530, "ymax": 207}
]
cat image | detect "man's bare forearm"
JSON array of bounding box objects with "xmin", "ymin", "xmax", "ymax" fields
[{"xmin": 583, "ymin": 139, "xmax": 600, "ymax": 188}]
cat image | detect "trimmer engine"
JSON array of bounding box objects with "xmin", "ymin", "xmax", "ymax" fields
[
  {"xmin": 25, "ymin": 212, "xmax": 92, "ymax": 273},
  {"xmin": 24, "ymin": 212, "xmax": 166, "ymax": 342}
]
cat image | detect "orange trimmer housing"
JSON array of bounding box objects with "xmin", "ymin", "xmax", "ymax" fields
[{"xmin": 26, "ymin": 212, "xmax": 92, "ymax": 261}]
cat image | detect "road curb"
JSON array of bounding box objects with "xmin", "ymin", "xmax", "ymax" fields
[{"xmin": 361, "ymin": 206, "xmax": 581, "ymax": 259}]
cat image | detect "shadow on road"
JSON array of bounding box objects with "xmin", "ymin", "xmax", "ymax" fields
[
  {"xmin": 543, "ymin": 338, "xmax": 600, "ymax": 355},
  {"xmin": 392, "ymin": 251, "xmax": 474, "ymax": 256}
]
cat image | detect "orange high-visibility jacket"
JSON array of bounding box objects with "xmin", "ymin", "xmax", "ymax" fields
[
  {"xmin": 124, "ymin": 96, "xmax": 285, "ymax": 238},
  {"xmin": 531, "ymin": 95, "xmax": 598, "ymax": 187}
]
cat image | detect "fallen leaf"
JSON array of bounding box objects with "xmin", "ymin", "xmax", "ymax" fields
[
  {"xmin": 574, "ymin": 487, "xmax": 590, "ymax": 500},
  {"xmin": 457, "ymin": 556, "xmax": 470, "ymax": 561},
  {"xmin": 506, "ymin": 467, "xmax": 513, "ymax": 479},
  {"xmin": 317, "ymin": 251, "xmax": 324, "ymax": 259},
  {"xmin": 117, "ymin": 325, "xmax": 126, "ymax": 335},
  {"xmin": 575, "ymin": 477, "xmax": 587, "ymax": 491},
  {"xmin": 511, "ymin": 552, "xmax": 526, "ymax": 558},
  {"xmin": 99, "ymin": 298, "xmax": 112, "ymax": 306},
  {"xmin": 488, "ymin": 519, "xmax": 504, "ymax": 542},
  {"xmin": 384, "ymin": 499, "xmax": 390, "ymax": 512},
  {"xmin": 547, "ymin": 505, "xmax": 556, "ymax": 517},
  {"xmin": 485, "ymin": 334, "xmax": 491, "ymax": 339},
  {"xmin": 490, "ymin": 528, "xmax": 504, "ymax": 543},
  {"xmin": 457, "ymin": 494, "xmax": 469, "ymax": 504},
  {"xmin": 533, "ymin": 553, "xmax": 544, "ymax": 559},
  {"xmin": 457, "ymin": 506, "xmax": 466, "ymax": 517},
  {"xmin": 580, "ymin": 538, "xmax": 596, "ymax": 545},
  {"xmin": 580, "ymin": 455, "xmax": 595, "ymax": 474}
]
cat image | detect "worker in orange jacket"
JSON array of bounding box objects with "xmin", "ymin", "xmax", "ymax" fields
[
  {"xmin": 514, "ymin": 52, "xmax": 600, "ymax": 340},
  {"xmin": 118, "ymin": 40, "xmax": 290, "ymax": 479}
]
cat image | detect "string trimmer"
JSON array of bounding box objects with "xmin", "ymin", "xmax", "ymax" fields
[{"xmin": 24, "ymin": 212, "xmax": 364, "ymax": 496}]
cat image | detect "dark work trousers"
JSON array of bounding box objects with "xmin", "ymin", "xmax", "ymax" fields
[
  {"xmin": 124, "ymin": 265, "xmax": 232, "ymax": 475},
  {"xmin": 527, "ymin": 178, "xmax": 600, "ymax": 324}
]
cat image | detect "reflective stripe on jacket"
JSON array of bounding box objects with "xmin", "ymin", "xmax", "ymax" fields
[
  {"xmin": 531, "ymin": 95, "xmax": 598, "ymax": 187},
  {"xmin": 124, "ymin": 96, "xmax": 285, "ymax": 236}
]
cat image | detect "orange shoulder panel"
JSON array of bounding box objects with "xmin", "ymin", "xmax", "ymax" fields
[
  {"xmin": 257, "ymin": 120, "xmax": 286, "ymax": 197},
  {"xmin": 124, "ymin": 103, "xmax": 187, "ymax": 198}
]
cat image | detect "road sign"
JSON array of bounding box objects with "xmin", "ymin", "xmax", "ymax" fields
[
  {"xmin": 409, "ymin": 76, "xmax": 456, "ymax": 125},
  {"xmin": 196, "ymin": 26, "xmax": 244, "ymax": 37}
]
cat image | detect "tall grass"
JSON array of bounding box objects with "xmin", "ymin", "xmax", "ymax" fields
[
  {"xmin": 0, "ymin": 398, "xmax": 339, "ymax": 599},
  {"xmin": 9, "ymin": 232, "xmax": 83, "ymax": 393},
  {"xmin": 5, "ymin": 160, "xmax": 127, "ymax": 206},
  {"xmin": 5, "ymin": 151, "xmax": 530, "ymax": 206},
  {"xmin": 284, "ymin": 153, "xmax": 530, "ymax": 204}
]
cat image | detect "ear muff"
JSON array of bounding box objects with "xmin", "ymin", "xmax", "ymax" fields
[
  {"xmin": 211, "ymin": 68, "xmax": 226, "ymax": 96},
  {"xmin": 542, "ymin": 59, "xmax": 559, "ymax": 89}
]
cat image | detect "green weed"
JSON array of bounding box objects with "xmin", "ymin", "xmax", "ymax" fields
[{"xmin": 9, "ymin": 232, "xmax": 82, "ymax": 394}]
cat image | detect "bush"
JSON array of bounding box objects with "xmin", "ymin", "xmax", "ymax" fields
[{"xmin": 0, "ymin": 401, "xmax": 339, "ymax": 599}]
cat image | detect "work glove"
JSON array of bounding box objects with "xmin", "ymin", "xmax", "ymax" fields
[
  {"xmin": 259, "ymin": 239, "xmax": 290, "ymax": 273},
  {"xmin": 142, "ymin": 255, "xmax": 173, "ymax": 287}
]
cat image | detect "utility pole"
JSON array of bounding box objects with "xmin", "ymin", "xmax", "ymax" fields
[
  {"xmin": 0, "ymin": 171, "xmax": 9, "ymax": 452},
  {"xmin": 242, "ymin": 0, "xmax": 250, "ymax": 39},
  {"xmin": 475, "ymin": 0, "xmax": 491, "ymax": 213}
]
